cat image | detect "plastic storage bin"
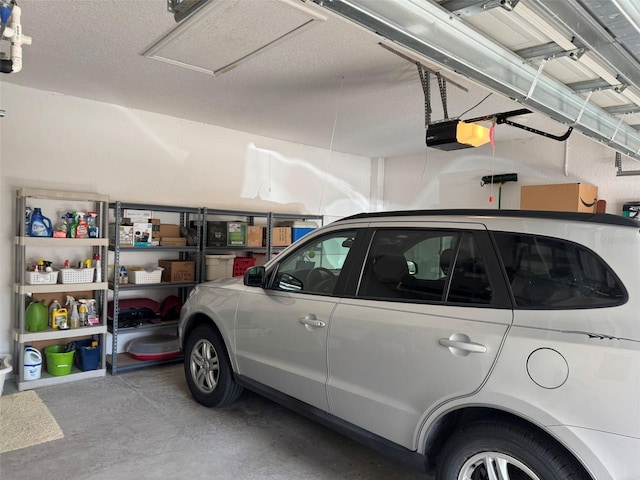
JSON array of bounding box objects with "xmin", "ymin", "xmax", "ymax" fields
[
  {"xmin": 73, "ymin": 339, "xmax": 100, "ymax": 371},
  {"xmin": 59, "ymin": 267, "xmax": 95, "ymax": 284},
  {"xmin": 44, "ymin": 345, "xmax": 75, "ymax": 376},
  {"xmin": 25, "ymin": 270, "xmax": 59, "ymax": 285},
  {"xmin": 206, "ymin": 255, "xmax": 235, "ymax": 281},
  {"xmin": 291, "ymin": 222, "xmax": 317, "ymax": 242},
  {"xmin": 233, "ymin": 257, "xmax": 257, "ymax": 277},
  {"xmin": 128, "ymin": 267, "xmax": 164, "ymax": 284}
]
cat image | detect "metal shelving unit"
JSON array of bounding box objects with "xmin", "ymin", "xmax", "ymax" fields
[
  {"xmin": 107, "ymin": 201, "xmax": 202, "ymax": 374},
  {"xmin": 200, "ymin": 208, "xmax": 324, "ymax": 269},
  {"xmin": 13, "ymin": 188, "xmax": 109, "ymax": 391},
  {"xmin": 107, "ymin": 203, "xmax": 323, "ymax": 374},
  {"xmin": 267, "ymin": 212, "xmax": 324, "ymax": 256},
  {"xmin": 198, "ymin": 208, "xmax": 270, "ymax": 280}
]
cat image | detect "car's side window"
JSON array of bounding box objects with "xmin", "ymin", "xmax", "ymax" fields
[
  {"xmin": 445, "ymin": 233, "xmax": 493, "ymax": 304},
  {"xmin": 271, "ymin": 230, "xmax": 356, "ymax": 295},
  {"xmin": 493, "ymin": 232, "xmax": 626, "ymax": 308},
  {"xmin": 356, "ymin": 229, "xmax": 493, "ymax": 304}
]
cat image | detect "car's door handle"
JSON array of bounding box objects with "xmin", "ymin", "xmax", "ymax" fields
[
  {"xmin": 299, "ymin": 314, "xmax": 326, "ymax": 328},
  {"xmin": 439, "ymin": 334, "xmax": 487, "ymax": 355}
]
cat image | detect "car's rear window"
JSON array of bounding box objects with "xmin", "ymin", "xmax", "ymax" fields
[
  {"xmin": 493, "ymin": 232, "xmax": 626, "ymax": 308},
  {"xmin": 357, "ymin": 229, "xmax": 494, "ymax": 305}
]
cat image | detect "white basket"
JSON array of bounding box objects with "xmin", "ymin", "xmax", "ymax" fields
[
  {"xmin": 128, "ymin": 267, "xmax": 164, "ymax": 284},
  {"xmin": 25, "ymin": 270, "xmax": 59, "ymax": 285},
  {"xmin": 59, "ymin": 268, "xmax": 95, "ymax": 284}
]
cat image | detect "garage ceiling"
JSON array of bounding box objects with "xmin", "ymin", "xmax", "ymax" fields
[{"xmin": 3, "ymin": 0, "xmax": 640, "ymax": 160}]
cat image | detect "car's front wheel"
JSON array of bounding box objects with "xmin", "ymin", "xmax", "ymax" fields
[
  {"xmin": 183, "ymin": 324, "xmax": 243, "ymax": 407},
  {"xmin": 436, "ymin": 420, "xmax": 587, "ymax": 480}
]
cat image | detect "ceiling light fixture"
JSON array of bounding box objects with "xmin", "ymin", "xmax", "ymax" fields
[{"xmin": 145, "ymin": 0, "xmax": 325, "ymax": 76}]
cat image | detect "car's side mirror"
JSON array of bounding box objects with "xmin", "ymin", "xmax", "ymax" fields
[{"xmin": 244, "ymin": 266, "xmax": 266, "ymax": 287}]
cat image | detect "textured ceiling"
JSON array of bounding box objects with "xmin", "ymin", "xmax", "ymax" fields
[{"xmin": 0, "ymin": 0, "xmax": 574, "ymax": 158}]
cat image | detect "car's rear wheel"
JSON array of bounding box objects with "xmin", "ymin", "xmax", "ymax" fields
[
  {"xmin": 436, "ymin": 420, "xmax": 587, "ymax": 480},
  {"xmin": 183, "ymin": 324, "xmax": 243, "ymax": 407}
]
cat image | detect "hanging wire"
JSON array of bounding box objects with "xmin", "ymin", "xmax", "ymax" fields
[
  {"xmin": 459, "ymin": 92, "xmax": 493, "ymax": 119},
  {"xmin": 316, "ymin": 75, "xmax": 345, "ymax": 214}
]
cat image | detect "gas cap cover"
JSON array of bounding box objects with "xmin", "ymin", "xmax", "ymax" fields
[{"xmin": 526, "ymin": 348, "xmax": 569, "ymax": 389}]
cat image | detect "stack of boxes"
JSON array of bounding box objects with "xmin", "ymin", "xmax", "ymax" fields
[{"xmin": 110, "ymin": 209, "xmax": 194, "ymax": 283}]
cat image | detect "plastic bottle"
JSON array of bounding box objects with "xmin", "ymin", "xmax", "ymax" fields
[
  {"xmin": 68, "ymin": 212, "xmax": 79, "ymax": 238},
  {"xmin": 49, "ymin": 299, "xmax": 61, "ymax": 328},
  {"xmin": 87, "ymin": 212, "xmax": 99, "ymax": 238},
  {"xmin": 74, "ymin": 212, "xmax": 89, "ymax": 238},
  {"xmin": 53, "ymin": 215, "xmax": 68, "ymax": 238},
  {"xmin": 54, "ymin": 307, "xmax": 68, "ymax": 330},
  {"xmin": 66, "ymin": 295, "xmax": 79, "ymax": 329},
  {"xmin": 78, "ymin": 299, "xmax": 88, "ymax": 327},
  {"xmin": 24, "ymin": 207, "xmax": 32, "ymax": 236},
  {"xmin": 86, "ymin": 299, "xmax": 98, "ymax": 325},
  {"xmin": 28, "ymin": 208, "xmax": 53, "ymax": 237},
  {"xmin": 93, "ymin": 253, "xmax": 102, "ymax": 282},
  {"xmin": 119, "ymin": 266, "xmax": 128, "ymax": 284},
  {"xmin": 69, "ymin": 302, "xmax": 80, "ymax": 329}
]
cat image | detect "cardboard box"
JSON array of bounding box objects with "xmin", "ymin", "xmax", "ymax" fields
[
  {"xmin": 159, "ymin": 224, "xmax": 181, "ymax": 238},
  {"xmin": 271, "ymin": 226, "xmax": 292, "ymax": 247},
  {"xmin": 150, "ymin": 219, "xmax": 161, "ymax": 240},
  {"xmin": 33, "ymin": 291, "xmax": 94, "ymax": 308},
  {"xmin": 161, "ymin": 237, "xmax": 187, "ymax": 247},
  {"xmin": 206, "ymin": 221, "xmax": 227, "ymax": 247},
  {"xmin": 158, "ymin": 260, "xmax": 195, "ymax": 283},
  {"xmin": 109, "ymin": 224, "xmax": 134, "ymax": 246},
  {"xmin": 133, "ymin": 222, "xmax": 153, "ymax": 246},
  {"xmin": 123, "ymin": 209, "xmax": 152, "ymax": 223},
  {"xmin": 247, "ymin": 226, "xmax": 264, "ymax": 247},
  {"xmin": 520, "ymin": 183, "xmax": 598, "ymax": 213},
  {"xmin": 227, "ymin": 222, "xmax": 247, "ymax": 247}
]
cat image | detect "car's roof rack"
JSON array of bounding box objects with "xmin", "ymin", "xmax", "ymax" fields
[{"xmin": 337, "ymin": 209, "xmax": 639, "ymax": 228}]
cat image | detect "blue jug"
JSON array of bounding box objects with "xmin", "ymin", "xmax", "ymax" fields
[{"xmin": 29, "ymin": 208, "xmax": 53, "ymax": 237}]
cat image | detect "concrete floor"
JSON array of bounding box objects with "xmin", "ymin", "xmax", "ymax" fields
[{"xmin": 1, "ymin": 364, "xmax": 432, "ymax": 480}]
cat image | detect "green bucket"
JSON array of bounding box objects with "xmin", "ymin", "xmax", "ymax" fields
[{"xmin": 44, "ymin": 345, "xmax": 75, "ymax": 376}]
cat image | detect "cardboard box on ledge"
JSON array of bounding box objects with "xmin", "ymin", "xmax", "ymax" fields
[
  {"xmin": 161, "ymin": 237, "xmax": 187, "ymax": 247},
  {"xmin": 158, "ymin": 260, "xmax": 195, "ymax": 283},
  {"xmin": 271, "ymin": 227, "xmax": 292, "ymax": 247},
  {"xmin": 520, "ymin": 183, "xmax": 598, "ymax": 213},
  {"xmin": 247, "ymin": 226, "xmax": 264, "ymax": 247}
]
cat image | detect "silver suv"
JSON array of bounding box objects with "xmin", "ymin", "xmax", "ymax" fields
[{"xmin": 178, "ymin": 210, "xmax": 640, "ymax": 480}]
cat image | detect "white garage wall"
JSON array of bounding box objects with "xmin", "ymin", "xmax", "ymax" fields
[
  {"xmin": 0, "ymin": 83, "xmax": 372, "ymax": 354},
  {"xmin": 383, "ymin": 134, "xmax": 640, "ymax": 213}
]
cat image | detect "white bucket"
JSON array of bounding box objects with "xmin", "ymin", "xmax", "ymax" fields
[{"xmin": 24, "ymin": 346, "xmax": 42, "ymax": 381}]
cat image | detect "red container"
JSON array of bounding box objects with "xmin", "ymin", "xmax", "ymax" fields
[{"xmin": 233, "ymin": 257, "xmax": 256, "ymax": 277}]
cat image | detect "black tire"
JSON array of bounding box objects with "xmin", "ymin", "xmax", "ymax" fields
[
  {"xmin": 436, "ymin": 421, "xmax": 587, "ymax": 480},
  {"xmin": 183, "ymin": 324, "xmax": 243, "ymax": 407}
]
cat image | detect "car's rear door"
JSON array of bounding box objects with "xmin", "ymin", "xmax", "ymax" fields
[{"xmin": 326, "ymin": 221, "xmax": 513, "ymax": 449}]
